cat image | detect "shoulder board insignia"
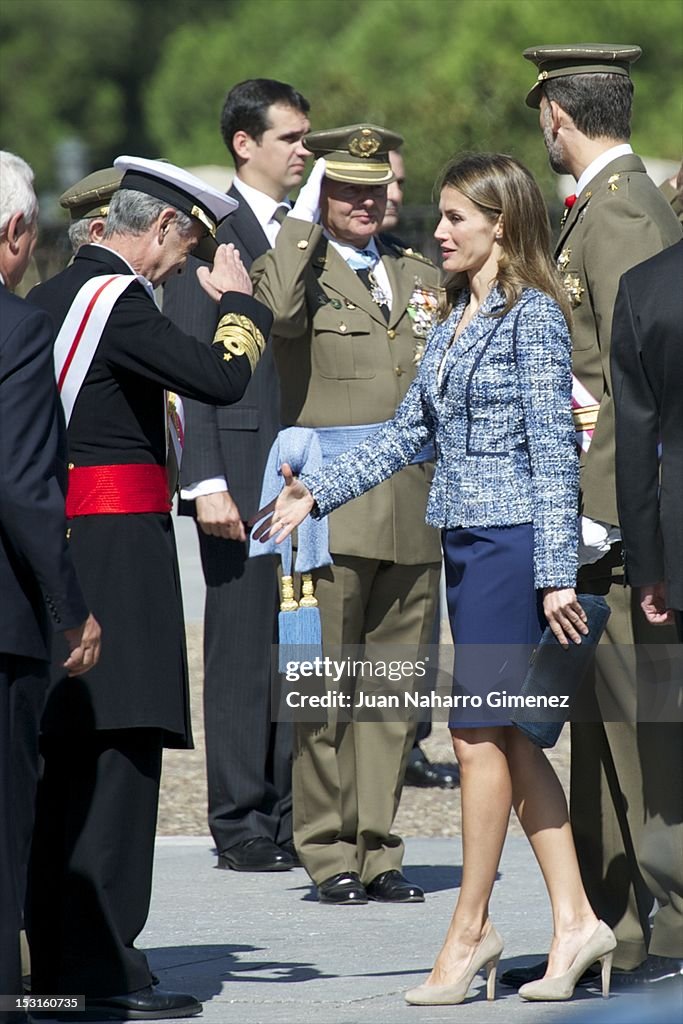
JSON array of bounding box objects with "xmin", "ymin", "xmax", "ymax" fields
[
  {"xmin": 401, "ymin": 246, "xmax": 430, "ymax": 262},
  {"xmin": 607, "ymin": 173, "xmax": 621, "ymax": 192}
]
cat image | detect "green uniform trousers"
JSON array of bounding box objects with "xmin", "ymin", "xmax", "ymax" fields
[
  {"xmin": 571, "ymin": 552, "xmax": 683, "ymax": 969},
  {"xmin": 292, "ymin": 554, "xmax": 440, "ymax": 886}
]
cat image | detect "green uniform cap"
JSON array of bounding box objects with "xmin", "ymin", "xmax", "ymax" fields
[
  {"xmin": 303, "ymin": 124, "xmax": 404, "ymax": 185},
  {"xmin": 523, "ymin": 43, "xmax": 642, "ymax": 108},
  {"xmin": 59, "ymin": 167, "xmax": 123, "ymax": 221}
]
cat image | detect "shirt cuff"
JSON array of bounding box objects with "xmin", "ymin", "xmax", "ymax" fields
[{"xmin": 180, "ymin": 477, "xmax": 229, "ymax": 500}]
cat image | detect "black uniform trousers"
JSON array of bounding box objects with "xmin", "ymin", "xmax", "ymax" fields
[
  {"xmin": 0, "ymin": 655, "xmax": 47, "ymax": 1019},
  {"xmin": 28, "ymin": 729, "xmax": 163, "ymax": 997},
  {"xmin": 198, "ymin": 532, "xmax": 292, "ymax": 852}
]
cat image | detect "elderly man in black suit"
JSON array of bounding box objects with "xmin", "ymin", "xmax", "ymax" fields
[
  {"xmin": 0, "ymin": 150, "xmax": 100, "ymax": 1021},
  {"xmin": 164, "ymin": 79, "xmax": 311, "ymax": 872},
  {"xmin": 26, "ymin": 156, "xmax": 272, "ymax": 1019}
]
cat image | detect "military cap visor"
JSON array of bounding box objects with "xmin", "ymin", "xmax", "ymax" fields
[
  {"xmin": 304, "ymin": 124, "xmax": 404, "ymax": 185},
  {"xmin": 59, "ymin": 168, "xmax": 123, "ymax": 222},
  {"xmin": 523, "ymin": 43, "xmax": 642, "ymax": 107},
  {"xmin": 113, "ymin": 155, "xmax": 239, "ymax": 261}
]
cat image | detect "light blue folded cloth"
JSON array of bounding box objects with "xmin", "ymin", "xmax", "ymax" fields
[{"xmin": 249, "ymin": 427, "xmax": 332, "ymax": 574}]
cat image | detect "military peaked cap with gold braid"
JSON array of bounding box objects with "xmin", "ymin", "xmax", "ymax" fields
[
  {"xmin": 523, "ymin": 43, "xmax": 642, "ymax": 108},
  {"xmin": 303, "ymin": 123, "xmax": 403, "ymax": 185},
  {"xmin": 113, "ymin": 155, "xmax": 239, "ymax": 261}
]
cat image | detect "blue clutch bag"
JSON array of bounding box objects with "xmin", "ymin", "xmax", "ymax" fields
[{"xmin": 511, "ymin": 594, "xmax": 611, "ymax": 749}]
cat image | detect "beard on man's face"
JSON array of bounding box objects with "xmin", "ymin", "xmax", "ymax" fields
[{"xmin": 542, "ymin": 119, "xmax": 569, "ymax": 175}]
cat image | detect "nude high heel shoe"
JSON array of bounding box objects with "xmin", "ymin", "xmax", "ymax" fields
[
  {"xmin": 404, "ymin": 923, "xmax": 504, "ymax": 1005},
  {"xmin": 518, "ymin": 920, "xmax": 617, "ymax": 1002}
]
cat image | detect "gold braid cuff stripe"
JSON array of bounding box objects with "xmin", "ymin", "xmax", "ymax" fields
[{"xmin": 213, "ymin": 314, "xmax": 266, "ymax": 372}]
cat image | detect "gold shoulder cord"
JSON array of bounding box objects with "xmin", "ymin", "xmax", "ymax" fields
[{"xmin": 213, "ymin": 313, "xmax": 266, "ymax": 372}]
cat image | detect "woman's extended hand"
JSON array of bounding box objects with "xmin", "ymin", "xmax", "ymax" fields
[
  {"xmin": 542, "ymin": 587, "xmax": 589, "ymax": 648},
  {"xmin": 249, "ymin": 462, "xmax": 315, "ymax": 543}
]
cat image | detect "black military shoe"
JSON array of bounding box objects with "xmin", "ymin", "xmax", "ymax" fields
[
  {"xmin": 217, "ymin": 837, "xmax": 295, "ymax": 871},
  {"xmin": 366, "ymin": 869, "xmax": 425, "ymax": 903},
  {"xmin": 317, "ymin": 871, "xmax": 368, "ymax": 904},
  {"xmin": 279, "ymin": 839, "xmax": 302, "ymax": 867},
  {"xmin": 404, "ymin": 752, "xmax": 459, "ymax": 789},
  {"xmin": 81, "ymin": 985, "xmax": 201, "ymax": 1019}
]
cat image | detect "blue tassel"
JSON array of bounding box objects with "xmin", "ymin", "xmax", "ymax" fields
[{"xmin": 278, "ymin": 573, "xmax": 323, "ymax": 671}]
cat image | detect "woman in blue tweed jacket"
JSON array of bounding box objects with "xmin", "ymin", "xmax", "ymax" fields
[{"xmin": 254, "ymin": 153, "xmax": 615, "ymax": 1004}]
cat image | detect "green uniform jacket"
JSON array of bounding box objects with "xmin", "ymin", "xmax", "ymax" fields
[
  {"xmin": 252, "ymin": 217, "xmax": 443, "ymax": 564},
  {"xmin": 555, "ymin": 153, "xmax": 682, "ymax": 526}
]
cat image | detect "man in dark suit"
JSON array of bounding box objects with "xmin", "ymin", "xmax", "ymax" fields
[
  {"xmin": 26, "ymin": 156, "xmax": 272, "ymax": 1019},
  {"xmin": 164, "ymin": 79, "xmax": 311, "ymax": 872},
  {"xmin": 611, "ymin": 241, "xmax": 683, "ymax": 978},
  {"xmin": 612, "ymin": 238, "xmax": 683, "ymax": 634},
  {"xmin": 0, "ymin": 150, "xmax": 100, "ymax": 1020}
]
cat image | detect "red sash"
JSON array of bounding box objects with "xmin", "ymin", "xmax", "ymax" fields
[{"xmin": 66, "ymin": 464, "xmax": 171, "ymax": 518}]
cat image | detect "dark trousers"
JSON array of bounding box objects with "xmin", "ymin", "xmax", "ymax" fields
[
  {"xmin": 198, "ymin": 530, "xmax": 292, "ymax": 853},
  {"xmin": 0, "ymin": 654, "xmax": 47, "ymax": 1019},
  {"xmin": 27, "ymin": 729, "xmax": 163, "ymax": 997}
]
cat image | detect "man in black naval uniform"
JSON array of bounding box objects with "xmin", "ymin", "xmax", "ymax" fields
[
  {"xmin": 27, "ymin": 156, "xmax": 272, "ymax": 1020},
  {"xmin": 164, "ymin": 79, "xmax": 310, "ymax": 872}
]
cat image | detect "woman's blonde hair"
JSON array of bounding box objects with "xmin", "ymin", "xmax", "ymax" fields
[{"xmin": 435, "ymin": 152, "xmax": 571, "ymax": 322}]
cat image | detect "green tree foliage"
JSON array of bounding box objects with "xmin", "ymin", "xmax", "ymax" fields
[
  {"xmin": 146, "ymin": 0, "xmax": 683, "ymax": 202},
  {"xmin": 2, "ymin": 0, "xmax": 681, "ymax": 204},
  {"xmin": 0, "ymin": 0, "xmax": 224, "ymax": 188}
]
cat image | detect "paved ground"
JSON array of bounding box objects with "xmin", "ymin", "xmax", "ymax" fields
[
  {"xmin": 162, "ymin": 516, "xmax": 681, "ymax": 1024},
  {"xmin": 134, "ymin": 836, "xmax": 679, "ymax": 1024}
]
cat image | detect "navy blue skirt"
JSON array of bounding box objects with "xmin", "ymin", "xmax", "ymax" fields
[{"xmin": 443, "ymin": 524, "xmax": 546, "ymax": 728}]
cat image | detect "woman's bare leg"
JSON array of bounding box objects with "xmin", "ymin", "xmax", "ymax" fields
[
  {"xmin": 506, "ymin": 727, "xmax": 599, "ymax": 976},
  {"xmin": 425, "ymin": 726, "xmax": 510, "ymax": 986}
]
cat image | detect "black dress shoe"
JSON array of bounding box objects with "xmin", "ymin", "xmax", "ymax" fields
[
  {"xmin": 279, "ymin": 839, "xmax": 302, "ymax": 867},
  {"xmin": 82, "ymin": 986, "xmax": 201, "ymax": 1020},
  {"xmin": 217, "ymin": 836, "xmax": 294, "ymax": 871},
  {"xmin": 608, "ymin": 956, "xmax": 683, "ymax": 986},
  {"xmin": 500, "ymin": 959, "xmax": 598, "ymax": 989},
  {"xmin": 365, "ymin": 869, "xmax": 425, "ymax": 903},
  {"xmin": 404, "ymin": 753, "xmax": 459, "ymax": 789},
  {"xmin": 317, "ymin": 871, "xmax": 368, "ymax": 904},
  {"xmin": 642, "ymin": 955, "xmax": 683, "ymax": 984}
]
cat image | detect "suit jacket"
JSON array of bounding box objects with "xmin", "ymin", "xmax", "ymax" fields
[
  {"xmin": 28, "ymin": 246, "xmax": 271, "ymax": 744},
  {"xmin": 0, "ymin": 284, "xmax": 87, "ymax": 659},
  {"xmin": 163, "ymin": 182, "xmax": 280, "ymax": 516},
  {"xmin": 611, "ymin": 239, "xmax": 683, "ymax": 610},
  {"xmin": 304, "ymin": 287, "xmax": 578, "ymax": 589},
  {"xmin": 555, "ymin": 153, "xmax": 682, "ymax": 526},
  {"xmin": 252, "ymin": 217, "xmax": 443, "ymax": 565}
]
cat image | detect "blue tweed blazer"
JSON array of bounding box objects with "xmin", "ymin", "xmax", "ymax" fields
[{"xmin": 305, "ymin": 286, "xmax": 578, "ymax": 588}]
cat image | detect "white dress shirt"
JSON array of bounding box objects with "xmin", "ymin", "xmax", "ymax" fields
[{"xmin": 324, "ymin": 234, "xmax": 393, "ymax": 309}]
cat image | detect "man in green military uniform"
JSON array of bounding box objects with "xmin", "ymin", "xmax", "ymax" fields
[
  {"xmin": 252, "ymin": 125, "xmax": 442, "ymax": 905},
  {"xmin": 503, "ymin": 44, "xmax": 683, "ymax": 987},
  {"xmin": 59, "ymin": 166, "xmax": 123, "ymax": 250}
]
